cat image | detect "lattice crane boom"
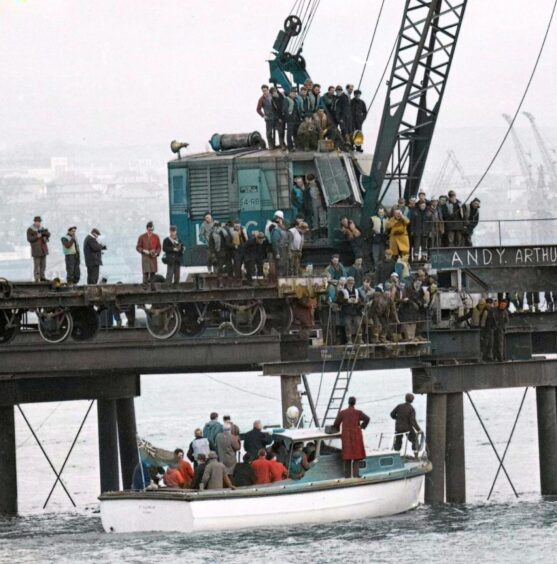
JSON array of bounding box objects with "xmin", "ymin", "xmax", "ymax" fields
[
  {"xmin": 502, "ymin": 113, "xmax": 534, "ymax": 189},
  {"xmin": 523, "ymin": 111, "xmax": 557, "ymax": 189}
]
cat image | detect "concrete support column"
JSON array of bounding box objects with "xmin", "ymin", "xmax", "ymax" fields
[
  {"xmin": 0, "ymin": 406, "xmax": 17, "ymax": 515},
  {"xmin": 280, "ymin": 374, "xmax": 302, "ymax": 427},
  {"xmin": 536, "ymin": 386, "xmax": 557, "ymax": 495},
  {"xmin": 425, "ymin": 394, "xmax": 447, "ymax": 504},
  {"xmin": 97, "ymin": 399, "xmax": 120, "ymax": 493},
  {"xmin": 116, "ymin": 398, "xmax": 139, "ymax": 490},
  {"xmin": 445, "ymin": 392, "xmax": 466, "ymax": 503}
]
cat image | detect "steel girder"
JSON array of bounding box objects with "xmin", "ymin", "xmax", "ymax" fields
[{"xmin": 363, "ymin": 0, "xmax": 468, "ymax": 217}]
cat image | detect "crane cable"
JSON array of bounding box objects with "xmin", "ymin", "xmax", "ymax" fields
[
  {"xmin": 297, "ymin": 0, "xmax": 321, "ymax": 52},
  {"xmin": 292, "ymin": 0, "xmax": 318, "ymax": 53},
  {"xmin": 367, "ymin": 31, "xmax": 398, "ymax": 111},
  {"xmin": 357, "ymin": 0, "xmax": 387, "ymax": 91},
  {"xmin": 464, "ymin": 0, "xmax": 557, "ymax": 204}
]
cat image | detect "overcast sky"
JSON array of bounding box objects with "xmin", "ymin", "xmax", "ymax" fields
[{"xmin": 1, "ymin": 0, "xmax": 556, "ymax": 154}]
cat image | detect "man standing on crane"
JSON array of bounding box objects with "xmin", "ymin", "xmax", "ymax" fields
[{"xmin": 333, "ymin": 396, "xmax": 370, "ymax": 478}]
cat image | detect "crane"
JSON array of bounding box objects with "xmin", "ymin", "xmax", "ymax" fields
[
  {"xmin": 432, "ymin": 150, "xmax": 470, "ymax": 194},
  {"xmin": 502, "ymin": 113, "xmax": 534, "ymax": 190},
  {"xmin": 523, "ymin": 112, "xmax": 557, "ymax": 192},
  {"xmin": 362, "ymin": 0, "xmax": 468, "ymax": 217}
]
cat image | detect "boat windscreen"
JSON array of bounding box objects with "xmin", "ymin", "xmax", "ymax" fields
[{"xmin": 271, "ymin": 428, "xmax": 341, "ymax": 442}]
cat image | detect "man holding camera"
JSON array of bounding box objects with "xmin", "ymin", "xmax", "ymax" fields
[
  {"xmin": 26, "ymin": 215, "xmax": 50, "ymax": 282},
  {"xmin": 83, "ymin": 228, "xmax": 105, "ymax": 284},
  {"xmin": 61, "ymin": 226, "xmax": 81, "ymax": 285}
]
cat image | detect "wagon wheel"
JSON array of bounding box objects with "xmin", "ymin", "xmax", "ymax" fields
[
  {"xmin": 0, "ymin": 309, "xmax": 19, "ymax": 345},
  {"xmin": 36, "ymin": 307, "xmax": 73, "ymax": 344},
  {"xmin": 0, "ymin": 278, "xmax": 13, "ymax": 299},
  {"xmin": 145, "ymin": 304, "xmax": 181, "ymax": 340},
  {"xmin": 71, "ymin": 306, "xmax": 100, "ymax": 341},
  {"xmin": 264, "ymin": 300, "xmax": 294, "ymax": 334},
  {"xmin": 227, "ymin": 301, "xmax": 267, "ymax": 337},
  {"xmin": 179, "ymin": 303, "xmax": 208, "ymax": 338}
]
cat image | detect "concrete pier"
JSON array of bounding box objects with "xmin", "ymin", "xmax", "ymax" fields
[
  {"xmin": 445, "ymin": 392, "xmax": 466, "ymax": 503},
  {"xmin": 536, "ymin": 386, "xmax": 557, "ymax": 495},
  {"xmin": 116, "ymin": 398, "xmax": 139, "ymax": 490},
  {"xmin": 280, "ymin": 374, "xmax": 302, "ymax": 427},
  {"xmin": 97, "ymin": 399, "xmax": 120, "ymax": 493},
  {"xmin": 425, "ymin": 394, "xmax": 447, "ymax": 504},
  {"xmin": 0, "ymin": 406, "xmax": 17, "ymax": 515}
]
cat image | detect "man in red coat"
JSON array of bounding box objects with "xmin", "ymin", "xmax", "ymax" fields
[
  {"xmin": 136, "ymin": 221, "xmax": 161, "ymax": 285},
  {"xmin": 333, "ymin": 396, "xmax": 370, "ymax": 478}
]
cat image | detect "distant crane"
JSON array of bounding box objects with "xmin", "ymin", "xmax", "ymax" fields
[
  {"xmin": 502, "ymin": 113, "xmax": 534, "ymax": 190},
  {"xmin": 432, "ymin": 150, "xmax": 471, "ymax": 194},
  {"xmin": 523, "ymin": 112, "xmax": 557, "ymax": 192}
]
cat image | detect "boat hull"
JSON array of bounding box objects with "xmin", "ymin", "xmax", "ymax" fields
[{"xmin": 100, "ymin": 474, "xmax": 425, "ymax": 533}]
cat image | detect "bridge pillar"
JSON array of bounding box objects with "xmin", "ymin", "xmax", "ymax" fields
[
  {"xmin": 425, "ymin": 393, "xmax": 447, "ymax": 504},
  {"xmin": 536, "ymin": 386, "xmax": 557, "ymax": 495},
  {"xmin": 445, "ymin": 392, "xmax": 466, "ymax": 503},
  {"xmin": 97, "ymin": 399, "xmax": 120, "ymax": 493},
  {"xmin": 116, "ymin": 398, "xmax": 139, "ymax": 490},
  {"xmin": 0, "ymin": 406, "xmax": 17, "ymax": 515},
  {"xmin": 280, "ymin": 374, "xmax": 302, "ymax": 427}
]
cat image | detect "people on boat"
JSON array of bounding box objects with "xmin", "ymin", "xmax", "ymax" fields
[
  {"xmin": 390, "ymin": 393, "xmax": 422, "ymax": 457},
  {"xmin": 242, "ymin": 420, "xmax": 273, "ymax": 461},
  {"xmin": 333, "ymin": 396, "xmax": 370, "ymax": 478},
  {"xmin": 187, "ymin": 428, "xmax": 210, "ymax": 468},
  {"xmin": 251, "ymin": 448, "xmax": 273, "ymax": 484},
  {"xmin": 202, "ymin": 451, "xmax": 235, "ymax": 490},
  {"xmin": 216, "ymin": 425, "xmax": 241, "ymax": 475},
  {"xmin": 203, "ymin": 412, "xmax": 224, "ymax": 451},
  {"xmin": 232, "ymin": 453, "xmax": 256, "ymax": 487},
  {"xmin": 266, "ymin": 451, "xmax": 288, "ymax": 482},
  {"xmin": 223, "ymin": 415, "xmax": 240, "ymax": 436},
  {"xmin": 191, "ymin": 453, "xmax": 207, "ymax": 490},
  {"xmin": 131, "ymin": 460, "xmax": 151, "ymax": 490},
  {"xmin": 303, "ymin": 442, "xmax": 317, "ymax": 463},
  {"xmin": 287, "ymin": 442, "xmax": 312, "ymax": 480},
  {"xmin": 163, "ymin": 448, "xmax": 194, "ymax": 488}
]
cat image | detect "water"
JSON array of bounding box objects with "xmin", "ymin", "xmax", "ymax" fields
[{"xmin": 1, "ymin": 370, "xmax": 555, "ymax": 563}]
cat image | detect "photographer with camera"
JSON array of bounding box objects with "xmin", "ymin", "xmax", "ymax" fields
[
  {"xmin": 162, "ymin": 225, "xmax": 184, "ymax": 284},
  {"xmin": 61, "ymin": 226, "xmax": 81, "ymax": 285},
  {"xmin": 83, "ymin": 228, "xmax": 106, "ymax": 284},
  {"xmin": 26, "ymin": 215, "xmax": 50, "ymax": 282}
]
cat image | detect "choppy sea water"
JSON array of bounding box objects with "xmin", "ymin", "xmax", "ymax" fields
[{"xmin": 1, "ymin": 370, "xmax": 555, "ymax": 563}]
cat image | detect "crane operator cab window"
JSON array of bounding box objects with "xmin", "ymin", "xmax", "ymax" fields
[{"xmin": 291, "ymin": 154, "xmax": 363, "ymax": 240}]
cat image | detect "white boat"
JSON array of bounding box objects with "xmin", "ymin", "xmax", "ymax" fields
[{"xmin": 99, "ymin": 428, "xmax": 431, "ymax": 534}]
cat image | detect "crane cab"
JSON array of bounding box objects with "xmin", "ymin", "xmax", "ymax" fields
[{"xmin": 168, "ymin": 146, "xmax": 373, "ymax": 266}]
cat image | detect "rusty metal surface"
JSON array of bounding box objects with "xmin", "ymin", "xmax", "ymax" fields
[{"xmin": 412, "ymin": 359, "xmax": 557, "ymax": 394}]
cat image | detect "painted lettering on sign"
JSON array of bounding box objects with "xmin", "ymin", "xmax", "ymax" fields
[{"xmin": 434, "ymin": 246, "xmax": 557, "ymax": 269}]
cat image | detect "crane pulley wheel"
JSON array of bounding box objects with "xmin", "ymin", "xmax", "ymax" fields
[
  {"xmin": 295, "ymin": 53, "xmax": 306, "ymax": 70},
  {"xmin": 284, "ymin": 15, "xmax": 302, "ymax": 37}
]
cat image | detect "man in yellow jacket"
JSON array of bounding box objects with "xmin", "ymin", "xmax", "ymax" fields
[{"xmin": 387, "ymin": 209, "xmax": 410, "ymax": 258}]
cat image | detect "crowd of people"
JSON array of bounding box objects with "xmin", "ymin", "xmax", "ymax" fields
[
  {"xmin": 256, "ymin": 81, "xmax": 367, "ymax": 152},
  {"xmin": 26, "ymin": 216, "xmax": 183, "ymax": 286},
  {"xmin": 132, "ymin": 414, "xmax": 315, "ymax": 491}
]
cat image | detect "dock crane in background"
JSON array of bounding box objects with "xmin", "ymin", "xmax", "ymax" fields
[
  {"xmin": 432, "ymin": 150, "xmax": 471, "ymax": 194},
  {"xmin": 502, "ymin": 113, "xmax": 534, "ymax": 190},
  {"xmin": 362, "ymin": 0, "xmax": 468, "ymax": 218},
  {"xmin": 523, "ymin": 112, "xmax": 557, "ymax": 193}
]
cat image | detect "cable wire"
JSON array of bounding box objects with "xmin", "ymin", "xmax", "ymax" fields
[
  {"xmin": 368, "ymin": 31, "xmax": 398, "ymax": 110},
  {"xmin": 206, "ymin": 374, "xmax": 280, "ymax": 402},
  {"xmin": 298, "ymin": 0, "xmax": 321, "ymax": 51},
  {"xmin": 464, "ymin": 0, "xmax": 557, "ymax": 203},
  {"xmin": 357, "ymin": 0, "xmax": 387, "ymax": 91}
]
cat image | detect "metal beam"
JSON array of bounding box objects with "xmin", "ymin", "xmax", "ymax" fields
[
  {"xmin": 97, "ymin": 399, "xmax": 120, "ymax": 493},
  {"xmin": 536, "ymin": 387, "xmax": 557, "ymax": 495},
  {"xmin": 116, "ymin": 398, "xmax": 139, "ymax": 490},
  {"xmin": 0, "ymin": 406, "xmax": 17, "ymax": 515},
  {"xmin": 0, "ymin": 373, "xmax": 140, "ymax": 406},
  {"xmin": 425, "ymin": 393, "xmax": 446, "ymax": 504},
  {"xmin": 413, "ymin": 360, "xmax": 557, "ymax": 394},
  {"xmin": 0, "ymin": 335, "xmax": 285, "ymax": 377},
  {"xmin": 445, "ymin": 392, "xmax": 466, "ymax": 503}
]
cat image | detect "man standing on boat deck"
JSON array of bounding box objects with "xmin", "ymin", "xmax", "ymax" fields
[
  {"xmin": 333, "ymin": 396, "xmax": 370, "ymax": 478},
  {"xmin": 216, "ymin": 425, "xmax": 241, "ymax": 475},
  {"xmin": 202, "ymin": 451, "xmax": 235, "ymax": 490},
  {"xmin": 390, "ymin": 393, "xmax": 421, "ymax": 457},
  {"xmin": 136, "ymin": 221, "xmax": 161, "ymax": 285},
  {"xmin": 187, "ymin": 428, "xmax": 210, "ymax": 468},
  {"xmin": 203, "ymin": 412, "xmax": 224, "ymax": 452},
  {"xmin": 242, "ymin": 420, "xmax": 272, "ymax": 460},
  {"xmin": 251, "ymin": 448, "xmax": 273, "ymax": 484}
]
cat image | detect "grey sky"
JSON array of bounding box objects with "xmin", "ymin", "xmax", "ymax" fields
[{"xmin": 1, "ymin": 0, "xmax": 556, "ymax": 154}]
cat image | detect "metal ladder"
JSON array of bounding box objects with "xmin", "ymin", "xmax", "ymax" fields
[{"xmin": 320, "ymin": 310, "xmax": 368, "ymax": 427}]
